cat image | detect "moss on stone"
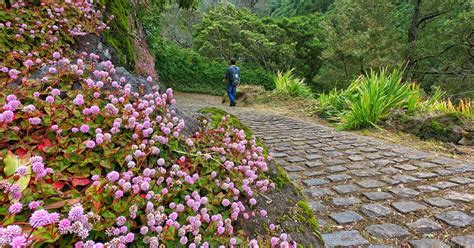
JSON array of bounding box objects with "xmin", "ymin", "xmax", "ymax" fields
[{"xmin": 98, "ymin": 0, "xmax": 136, "ymax": 70}]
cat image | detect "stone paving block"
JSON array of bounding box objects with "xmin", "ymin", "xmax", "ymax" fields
[
  {"xmin": 407, "ymin": 218, "xmax": 443, "ymax": 233},
  {"xmin": 366, "ymin": 154, "xmax": 383, "ymax": 160},
  {"xmin": 451, "ymin": 235, "xmax": 474, "ymax": 248},
  {"xmin": 336, "ymin": 144, "xmax": 353, "ymax": 150},
  {"xmin": 392, "ymin": 201, "xmax": 427, "ymax": 213},
  {"xmin": 359, "ymin": 147, "xmax": 378, "ymax": 152},
  {"xmin": 363, "ymin": 192, "xmax": 393, "ymax": 201},
  {"xmin": 448, "ymin": 163, "xmax": 474, "ymax": 173},
  {"xmin": 287, "ymin": 157, "xmax": 306, "ymax": 163},
  {"xmin": 373, "ymin": 159, "xmax": 394, "ymax": 166},
  {"xmin": 431, "ymin": 156, "xmax": 459, "ymax": 165},
  {"xmin": 431, "ymin": 181, "xmax": 459, "ymax": 189},
  {"xmin": 321, "ymin": 147, "xmax": 336, "ymax": 151},
  {"xmin": 365, "ymin": 224, "xmax": 410, "ymax": 239},
  {"xmin": 306, "ymin": 187, "xmax": 335, "ymax": 197},
  {"xmin": 380, "ymin": 167, "xmax": 400, "ymax": 174},
  {"xmin": 361, "ymin": 204, "xmax": 392, "ymax": 217},
  {"xmin": 302, "ymin": 178, "xmax": 329, "ymax": 186},
  {"xmin": 449, "ymin": 177, "xmax": 474, "ymax": 185},
  {"xmin": 416, "ymin": 185, "xmax": 439, "ymax": 193},
  {"xmin": 306, "ymin": 154, "xmax": 324, "ymax": 160},
  {"xmin": 308, "ymin": 201, "xmax": 326, "ymax": 212},
  {"xmin": 272, "ymin": 152, "xmax": 288, "ymax": 158},
  {"xmin": 357, "ymin": 179, "xmax": 386, "ymax": 188},
  {"xmin": 382, "ymin": 178, "xmax": 400, "ymax": 185},
  {"xmin": 332, "ymin": 197, "xmax": 361, "ymax": 206},
  {"xmin": 435, "ymin": 168, "xmax": 455, "ymax": 176},
  {"xmin": 407, "ymin": 152, "xmax": 431, "ymax": 160},
  {"xmin": 352, "ymin": 169, "xmax": 381, "ymax": 177},
  {"xmin": 424, "ymin": 197, "xmax": 456, "ymax": 208},
  {"xmin": 444, "ymin": 192, "xmax": 474, "ymax": 203},
  {"xmin": 322, "ymin": 230, "xmax": 369, "ymax": 247},
  {"xmin": 327, "ymin": 165, "xmax": 347, "ymax": 172},
  {"xmin": 415, "ymin": 162, "xmax": 439, "ymax": 169},
  {"xmin": 393, "ymin": 157, "xmax": 409, "ymax": 163},
  {"xmin": 368, "ymin": 245, "xmax": 395, "ymax": 248},
  {"xmin": 330, "ymin": 211, "xmax": 364, "ymax": 224},
  {"xmin": 412, "ymin": 172, "xmax": 438, "ymax": 179},
  {"xmin": 392, "ymin": 175, "xmax": 421, "ymax": 183},
  {"xmin": 332, "ymin": 184, "xmax": 361, "ymax": 194},
  {"xmin": 327, "ymin": 174, "xmax": 352, "ymax": 182},
  {"xmin": 389, "ymin": 187, "xmax": 421, "ymax": 198},
  {"xmin": 305, "ymin": 161, "xmax": 324, "ymax": 168},
  {"xmin": 435, "ymin": 211, "xmax": 474, "ymax": 227},
  {"xmin": 408, "ymin": 239, "xmax": 449, "ymax": 248},
  {"xmin": 285, "ymin": 165, "xmax": 306, "ymax": 172},
  {"xmin": 316, "ymin": 219, "xmax": 329, "ymax": 229},
  {"xmin": 345, "ymin": 163, "xmax": 367, "ymax": 170},
  {"xmin": 348, "ymin": 155, "xmax": 365, "ymax": 161},
  {"xmin": 306, "ymin": 170, "xmax": 327, "ymax": 176},
  {"xmin": 288, "ymin": 173, "xmax": 301, "ymax": 180},
  {"xmin": 324, "ymin": 151, "xmax": 344, "ymax": 157},
  {"xmin": 394, "ymin": 163, "xmax": 418, "ymax": 171}
]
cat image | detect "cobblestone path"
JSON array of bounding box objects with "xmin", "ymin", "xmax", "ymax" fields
[{"xmin": 177, "ymin": 95, "xmax": 474, "ymax": 247}]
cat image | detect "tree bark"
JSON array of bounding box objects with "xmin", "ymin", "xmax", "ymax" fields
[{"xmin": 406, "ymin": 0, "xmax": 422, "ymax": 77}]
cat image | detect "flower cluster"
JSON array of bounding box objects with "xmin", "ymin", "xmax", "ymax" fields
[{"xmin": 0, "ymin": 1, "xmax": 296, "ymax": 247}]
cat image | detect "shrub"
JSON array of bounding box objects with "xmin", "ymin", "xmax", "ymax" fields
[
  {"xmin": 316, "ymin": 69, "xmax": 444, "ymax": 129},
  {"xmin": 138, "ymin": 9, "xmax": 275, "ymax": 96},
  {"xmin": 0, "ymin": 2, "xmax": 293, "ymax": 247},
  {"xmin": 274, "ymin": 69, "xmax": 313, "ymax": 98},
  {"xmin": 340, "ymin": 69, "xmax": 413, "ymax": 129},
  {"xmin": 154, "ymin": 40, "xmax": 274, "ymax": 95}
]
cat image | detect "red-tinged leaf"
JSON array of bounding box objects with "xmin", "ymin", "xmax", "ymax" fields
[
  {"xmin": 53, "ymin": 180, "xmax": 65, "ymax": 190},
  {"xmin": 71, "ymin": 177, "xmax": 91, "ymax": 187},
  {"xmin": 44, "ymin": 198, "xmax": 80, "ymax": 210},
  {"xmin": 14, "ymin": 148, "xmax": 28, "ymax": 157},
  {"xmin": 37, "ymin": 138, "xmax": 52, "ymax": 152},
  {"xmin": 92, "ymin": 199, "xmax": 101, "ymax": 212}
]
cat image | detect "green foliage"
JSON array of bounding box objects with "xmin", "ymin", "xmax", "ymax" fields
[
  {"xmin": 194, "ymin": 4, "xmax": 297, "ymax": 71},
  {"xmin": 405, "ymin": 0, "xmax": 473, "ymax": 98},
  {"xmin": 274, "ymin": 69, "xmax": 313, "ymax": 98},
  {"xmin": 271, "ymin": 13, "xmax": 326, "ymax": 83},
  {"xmin": 140, "ymin": 7, "xmax": 274, "ymax": 95},
  {"xmin": 317, "ymin": 69, "xmax": 423, "ymax": 129},
  {"xmin": 315, "ymin": 0, "xmax": 405, "ymax": 91},
  {"xmin": 98, "ymin": 0, "xmax": 136, "ymax": 70},
  {"xmin": 340, "ymin": 69, "xmax": 413, "ymax": 129},
  {"xmin": 269, "ymin": 0, "xmax": 334, "ymax": 17}
]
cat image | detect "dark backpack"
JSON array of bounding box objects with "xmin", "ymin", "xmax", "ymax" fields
[{"xmin": 228, "ymin": 65, "xmax": 240, "ymax": 86}]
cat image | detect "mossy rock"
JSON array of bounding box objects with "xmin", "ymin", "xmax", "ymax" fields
[
  {"xmin": 98, "ymin": 0, "xmax": 136, "ymax": 70},
  {"xmin": 387, "ymin": 111, "xmax": 474, "ymax": 144}
]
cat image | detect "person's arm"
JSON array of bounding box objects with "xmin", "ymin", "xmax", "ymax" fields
[{"xmin": 223, "ymin": 68, "xmax": 228, "ymax": 82}]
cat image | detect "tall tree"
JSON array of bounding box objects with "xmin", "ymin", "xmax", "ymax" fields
[{"xmin": 315, "ymin": 0, "xmax": 405, "ymax": 91}]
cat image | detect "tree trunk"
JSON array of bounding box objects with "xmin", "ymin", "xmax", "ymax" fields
[{"xmin": 406, "ymin": 0, "xmax": 422, "ymax": 78}]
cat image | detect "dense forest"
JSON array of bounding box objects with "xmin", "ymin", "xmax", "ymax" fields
[{"xmin": 137, "ymin": 0, "xmax": 473, "ymax": 98}]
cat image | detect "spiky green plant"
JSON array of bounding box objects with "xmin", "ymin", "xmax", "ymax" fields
[
  {"xmin": 340, "ymin": 69, "xmax": 413, "ymax": 129},
  {"xmin": 274, "ymin": 69, "xmax": 313, "ymax": 97}
]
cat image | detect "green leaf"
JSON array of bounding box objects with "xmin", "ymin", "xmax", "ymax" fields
[{"xmin": 3, "ymin": 152, "xmax": 19, "ymax": 177}]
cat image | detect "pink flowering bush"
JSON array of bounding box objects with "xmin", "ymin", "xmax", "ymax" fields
[{"xmin": 0, "ymin": 1, "xmax": 295, "ymax": 247}]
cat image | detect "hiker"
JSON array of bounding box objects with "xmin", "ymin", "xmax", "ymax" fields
[{"xmin": 224, "ymin": 58, "xmax": 240, "ymax": 107}]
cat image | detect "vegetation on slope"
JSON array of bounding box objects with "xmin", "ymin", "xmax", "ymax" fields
[{"xmin": 0, "ymin": 1, "xmax": 307, "ymax": 246}]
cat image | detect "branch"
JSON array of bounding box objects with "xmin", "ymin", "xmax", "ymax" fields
[{"xmin": 417, "ymin": 11, "xmax": 447, "ymax": 27}]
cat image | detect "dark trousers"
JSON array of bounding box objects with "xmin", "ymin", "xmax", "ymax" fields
[{"xmin": 227, "ymin": 84, "xmax": 237, "ymax": 104}]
